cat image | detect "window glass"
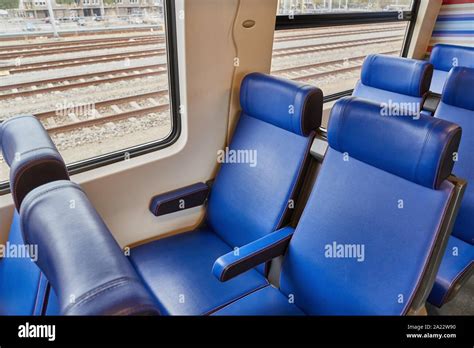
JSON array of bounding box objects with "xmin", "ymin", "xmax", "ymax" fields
[
  {"xmin": 271, "ymin": 22, "xmax": 409, "ymax": 101},
  {"xmin": 277, "ymin": 0, "xmax": 413, "ymax": 15},
  {"xmin": 0, "ymin": 1, "xmax": 172, "ymax": 182}
]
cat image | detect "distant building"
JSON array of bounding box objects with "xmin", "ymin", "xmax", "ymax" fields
[{"xmin": 20, "ymin": 0, "xmax": 163, "ymax": 19}]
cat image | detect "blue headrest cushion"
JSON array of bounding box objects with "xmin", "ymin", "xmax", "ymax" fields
[
  {"xmin": 240, "ymin": 73, "xmax": 323, "ymax": 136},
  {"xmin": 328, "ymin": 97, "xmax": 461, "ymax": 189},
  {"xmin": 441, "ymin": 67, "xmax": 474, "ymax": 111},
  {"xmin": 20, "ymin": 180, "xmax": 159, "ymax": 315},
  {"xmin": 0, "ymin": 115, "xmax": 69, "ymax": 210},
  {"xmin": 360, "ymin": 54, "xmax": 433, "ymax": 97},
  {"xmin": 430, "ymin": 44, "xmax": 474, "ymax": 72}
]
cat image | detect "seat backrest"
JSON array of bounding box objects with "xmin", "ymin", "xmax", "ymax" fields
[
  {"xmin": 352, "ymin": 54, "xmax": 433, "ymax": 109},
  {"xmin": 429, "ymin": 44, "xmax": 474, "ymax": 94},
  {"xmin": 279, "ymin": 97, "xmax": 461, "ymax": 315},
  {"xmin": 0, "ymin": 115, "xmax": 69, "ymax": 210},
  {"xmin": 207, "ymin": 73, "xmax": 323, "ymax": 250},
  {"xmin": 435, "ymin": 67, "xmax": 474, "ymax": 245}
]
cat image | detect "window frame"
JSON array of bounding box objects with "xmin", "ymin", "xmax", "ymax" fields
[
  {"xmin": 0, "ymin": 0, "xmax": 181, "ymax": 194},
  {"xmin": 274, "ymin": 0, "xmax": 421, "ymax": 103}
]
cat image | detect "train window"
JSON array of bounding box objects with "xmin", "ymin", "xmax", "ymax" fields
[
  {"xmin": 272, "ymin": 0, "xmax": 419, "ymax": 128},
  {"xmin": 0, "ymin": 0, "xmax": 180, "ymax": 185}
]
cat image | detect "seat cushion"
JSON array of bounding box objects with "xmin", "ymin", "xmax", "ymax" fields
[
  {"xmin": 212, "ymin": 285, "xmax": 304, "ymax": 316},
  {"xmin": 0, "ymin": 211, "xmax": 47, "ymax": 315},
  {"xmin": 428, "ymin": 236, "xmax": 474, "ymax": 307},
  {"xmin": 430, "ymin": 69, "xmax": 448, "ymax": 95},
  {"xmin": 129, "ymin": 228, "xmax": 268, "ymax": 315}
]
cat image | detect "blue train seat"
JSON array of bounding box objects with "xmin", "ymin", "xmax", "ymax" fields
[
  {"xmin": 0, "ymin": 116, "xmax": 69, "ymax": 315},
  {"xmin": 128, "ymin": 73, "xmax": 323, "ymax": 315},
  {"xmin": 428, "ymin": 67, "xmax": 474, "ymax": 307},
  {"xmin": 0, "ymin": 211, "xmax": 48, "ymax": 315},
  {"xmin": 20, "ymin": 180, "xmax": 159, "ymax": 315},
  {"xmin": 429, "ymin": 44, "xmax": 474, "ymax": 95},
  {"xmin": 212, "ymin": 97, "xmax": 463, "ymax": 315},
  {"xmin": 352, "ymin": 54, "xmax": 432, "ymax": 109}
]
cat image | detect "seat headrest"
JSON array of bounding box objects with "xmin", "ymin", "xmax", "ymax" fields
[
  {"xmin": 430, "ymin": 44, "xmax": 474, "ymax": 72},
  {"xmin": 0, "ymin": 115, "xmax": 69, "ymax": 210},
  {"xmin": 20, "ymin": 180, "xmax": 159, "ymax": 315},
  {"xmin": 240, "ymin": 73, "xmax": 323, "ymax": 136},
  {"xmin": 360, "ymin": 54, "xmax": 433, "ymax": 97},
  {"xmin": 328, "ymin": 97, "xmax": 461, "ymax": 189},
  {"xmin": 441, "ymin": 67, "xmax": 474, "ymax": 111}
]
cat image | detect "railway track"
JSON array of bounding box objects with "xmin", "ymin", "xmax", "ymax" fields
[
  {"xmin": 0, "ymin": 35, "xmax": 404, "ymax": 75},
  {"xmin": 275, "ymin": 50, "xmax": 399, "ymax": 82},
  {"xmin": 273, "ymin": 24, "xmax": 407, "ymax": 42},
  {"xmin": 0, "ymin": 26, "xmax": 160, "ymax": 41},
  {"xmin": 0, "ymin": 36, "xmax": 163, "ymax": 60},
  {"xmin": 1, "ymin": 48, "xmax": 166, "ymax": 74},
  {"xmin": 14, "ymin": 51, "xmax": 396, "ymax": 135},
  {"xmin": 0, "ymin": 34, "xmax": 163, "ymax": 52},
  {"xmin": 0, "ymin": 24, "xmax": 406, "ymax": 145},
  {"xmin": 272, "ymin": 35, "xmax": 404, "ymax": 57},
  {"xmin": 0, "ymin": 64, "xmax": 167, "ymax": 100},
  {"xmin": 39, "ymin": 90, "xmax": 170, "ymax": 133}
]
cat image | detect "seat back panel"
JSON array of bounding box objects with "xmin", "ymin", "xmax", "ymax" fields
[
  {"xmin": 207, "ymin": 113, "xmax": 311, "ymax": 249},
  {"xmin": 435, "ymin": 93, "xmax": 474, "ymax": 244},
  {"xmin": 429, "ymin": 44, "xmax": 474, "ymax": 73}
]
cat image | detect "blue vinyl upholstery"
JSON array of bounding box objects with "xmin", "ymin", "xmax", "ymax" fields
[
  {"xmin": 239, "ymin": 73, "xmax": 322, "ymax": 136},
  {"xmin": 328, "ymin": 97, "xmax": 460, "ymax": 189},
  {"xmin": 130, "ymin": 228, "xmax": 267, "ymax": 315},
  {"xmin": 214, "ymin": 97, "xmax": 460, "ymax": 315},
  {"xmin": 428, "ymin": 67, "xmax": 474, "ymax": 307},
  {"xmin": 129, "ymin": 73, "xmax": 323, "ymax": 315},
  {"xmin": 20, "ymin": 181, "xmax": 159, "ymax": 315},
  {"xmin": 0, "ymin": 116, "xmax": 70, "ymax": 315},
  {"xmin": 352, "ymin": 54, "xmax": 433, "ymax": 106},
  {"xmin": 45, "ymin": 288, "xmax": 60, "ymax": 316},
  {"xmin": 0, "ymin": 212, "xmax": 46, "ymax": 315},
  {"xmin": 0, "ymin": 115, "xmax": 69, "ymax": 210},
  {"xmin": 213, "ymin": 286, "xmax": 304, "ymax": 316},
  {"xmin": 428, "ymin": 237, "xmax": 474, "ymax": 306},
  {"xmin": 429, "ymin": 44, "xmax": 474, "ymax": 94}
]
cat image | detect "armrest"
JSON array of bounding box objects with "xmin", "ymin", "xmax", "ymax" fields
[
  {"xmin": 149, "ymin": 182, "xmax": 210, "ymax": 216},
  {"xmin": 20, "ymin": 180, "xmax": 159, "ymax": 315},
  {"xmin": 213, "ymin": 227, "xmax": 294, "ymax": 282},
  {"xmin": 422, "ymin": 92, "xmax": 441, "ymax": 115},
  {"xmin": 0, "ymin": 115, "xmax": 69, "ymax": 210}
]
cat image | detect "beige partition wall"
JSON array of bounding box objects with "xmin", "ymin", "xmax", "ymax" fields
[{"xmin": 406, "ymin": 0, "xmax": 443, "ymax": 59}]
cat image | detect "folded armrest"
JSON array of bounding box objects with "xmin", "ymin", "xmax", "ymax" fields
[
  {"xmin": 0, "ymin": 115, "xmax": 69, "ymax": 210},
  {"xmin": 149, "ymin": 182, "xmax": 210, "ymax": 216},
  {"xmin": 422, "ymin": 92, "xmax": 441, "ymax": 115},
  {"xmin": 20, "ymin": 180, "xmax": 159, "ymax": 315},
  {"xmin": 213, "ymin": 227, "xmax": 294, "ymax": 282}
]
